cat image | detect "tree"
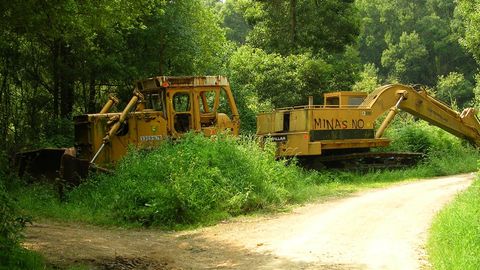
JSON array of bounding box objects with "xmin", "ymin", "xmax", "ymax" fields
[
  {"xmin": 0, "ymin": 0, "xmax": 230, "ymax": 151},
  {"xmin": 352, "ymin": 63, "xmax": 380, "ymax": 93},
  {"xmin": 217, "ymin": 0, "xmax": 252, "ymax": 45},
  {"xmin": 228, "ymin": 46, "xmax": 359, "ymax": 109},
  {"xmin": 224, "ymin": 0, "xmax": 361, "ymax": 114},
  {"xmin": 356, "ymin": 0, "xmax": 476, "ymax": 86},
  {"xmin": 456, "ymin": 0, "xmax": 480, "ymax": 63},
  {"xmin": 381, "ymin": 32, "xmax": 428, "ymax": 84},
  {"xmin": 435, "ymin": 72, "xmax": 474, "ymax": 108},
  {"xmin": 247, "ymin": 0, "xmax": 360, "ymax": 55}
]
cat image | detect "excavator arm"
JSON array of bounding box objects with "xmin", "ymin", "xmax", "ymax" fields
[{"xmin": 362, "ymin": 84, "xmax": 480, "ymax": 146}]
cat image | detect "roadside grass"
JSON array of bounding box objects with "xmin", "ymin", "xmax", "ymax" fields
[
  {"xmin": 10, "ymin": 125, "xmax": 479, "ymax": 229},
  {"xmin": 427, "ymin": 177, "xmax": 480, "ymax": 270},
  {"xmin": 0, "ymin": 172, "xmax": 45, "ymax": 270},
  {"xmin": 0, "ymin": 247, "xmax": 45, "ymax": 270}
]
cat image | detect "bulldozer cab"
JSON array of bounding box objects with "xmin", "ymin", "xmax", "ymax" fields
[
  {"xmin": 74, "ymin": 76, "xmax": 239, "ymax": 165},
  {"xmin": 137, "ymin": 76, "xmax": 240, "ymax": 138}
]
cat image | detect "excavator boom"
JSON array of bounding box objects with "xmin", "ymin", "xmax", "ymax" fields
[{"xmin": 364, "ymin": 84, "xmax": 480, "ymax": 146}]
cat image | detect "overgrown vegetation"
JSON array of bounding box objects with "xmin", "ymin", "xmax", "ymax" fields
[
  {"xmin": 16, "ymin": 134, "xmax": 318, "ymax": 227},
  {"xmin": 0, "ymin": 153, "xmax": 44, "ymax": 269},
  {"xmin": 427, "ymin": 178, "xmax": 480, "ymax": 269},
  {"xmin": 12, "ymin": 122, "xmax": 479, "ymax": 229}
]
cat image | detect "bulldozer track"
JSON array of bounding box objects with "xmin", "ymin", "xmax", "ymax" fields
[{"xmin": 301, "ymin": 152, "xmax": 424, "ymax": 170}]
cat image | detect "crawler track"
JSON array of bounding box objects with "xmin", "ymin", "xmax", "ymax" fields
[{"xmin": 300, "ymin": 152, "xmax": 425, "ymax": 170}]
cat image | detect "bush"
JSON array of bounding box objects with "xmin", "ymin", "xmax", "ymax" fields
[
  {"xmin": 0, "ymin": 151, "xmax": 44, "ymax": 269},
  {"xmin": 67, "ymin": 133, "xmax": 315, "ymax": 227},
  {"xmin": 385, "ymin": 118, "xmax": 464, "ymax": 155}
]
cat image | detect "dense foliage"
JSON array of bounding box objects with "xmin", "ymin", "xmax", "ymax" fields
[
  {"xmin": 355, "ymin": 0, "xmax": 478, "ymax": 108},
  {"xmin": 0, "ymin": 0, "xmax": 230, "ymax": 152},
  {"xmin": 0, "ymin": 154, "xmax": 43, "ymax": 269},
  {"xmin": 0, "ymin": 182, "xmax": 43, "ymax": 269}
]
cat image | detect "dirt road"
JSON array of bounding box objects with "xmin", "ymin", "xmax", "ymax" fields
[{"xmin": 24, "ymin": 173, "xmax": 475, "ymax": 270}]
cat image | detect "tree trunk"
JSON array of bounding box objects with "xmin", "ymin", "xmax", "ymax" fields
[
  {"xmin": 290, "ymin": 0, "xmax": 297, "ymax": 48},
  {"xmin": 88, "ymin": 74, "xmax": 96, "ymax": 113},
  {"xmin": 52, "ymin": 40, "xmax": 60, "ymax": 118},
  {"xmin": 59, "ymin": 42, "xmax": 75, "ymax": 119}
]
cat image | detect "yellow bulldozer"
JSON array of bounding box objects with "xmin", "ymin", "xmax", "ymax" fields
[
  {"xmin": 257, "ymin": 84, "xmax": 480, "ymax": 169},
  {"xmin": 16, "ymin": 76, "xmax": 240, "ymax": 182}
]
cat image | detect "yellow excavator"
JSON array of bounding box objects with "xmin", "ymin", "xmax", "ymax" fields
[
  {"xmin": 257, "ymin": 84, "xmax": 480, "ymax": 168},
  {"xmin": 16, "ymin": 76, "xmax": 240, "ymax": 182}
]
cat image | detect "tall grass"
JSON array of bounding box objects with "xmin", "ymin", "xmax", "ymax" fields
[{"xmin": 427, "ymin": 178, "xmax": 480, "ymax": 269}]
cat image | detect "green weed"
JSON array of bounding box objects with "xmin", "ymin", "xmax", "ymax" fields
[
  {"xmin": 427, "ymin": 178, "xmax": 480, "ymax": 270},
  {"xmin": 60, "ymin": 133, "xmax": 317, "ymax": 227}
]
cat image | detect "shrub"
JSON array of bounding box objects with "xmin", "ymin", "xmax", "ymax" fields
[
  {"xmin": 385, "ymin": 118, "xmax": 464, "ymax": 155},
  {"xmin": 67, "ymin": 133, "xmax": 314, "ymax": 227}
]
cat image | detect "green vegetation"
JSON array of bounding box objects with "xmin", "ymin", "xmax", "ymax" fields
[
  {"xmin": 12, "ymin": 122, "xmax": 479, "ymax": 229},
  {"xmin": 427, "ymin": 178, "xmax": 480, "ymax": 270},
  {"xmin": 0, "ymin": 186, "xmax": 44, "ymax": 269},
  {"xmin": 2, "ymin": 0, "xmax": 480, "ymax": 267},
  {"xmin": 15, "ymin": 134, "xmax": 318, "ymax": 227},
  {"xmin": 2, "ymin": 0, "xmax": 480, "ymax": 146},
  {"xmin": 0, "ymin": 154, "xmax": 44, "ymax": 269}
]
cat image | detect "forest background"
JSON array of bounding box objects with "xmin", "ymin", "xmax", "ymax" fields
[
  {"xmin": 1, "ymin": 0, "xmax": 480, "ymax": 153},
  {"xmin": 3, "ymin": 1, "xmax": 480, "ymax": 268}
]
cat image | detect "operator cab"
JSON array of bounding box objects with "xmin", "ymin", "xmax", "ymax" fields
[
  {"xmin": 135, "ymin": 76, "xmax": 239, "ymax": 136},
  {"xmin": 324, "ymin": 92, "xmax": 367, "ymax": 108}
]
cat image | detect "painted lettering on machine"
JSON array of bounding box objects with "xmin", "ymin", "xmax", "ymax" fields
[
  {"xmin": 313, "ymin": 118, "xmax": 365, "ymax": 130},
  {"xmin": 140, "ymin": 135, "xmax": 163, "ymax": 141}
]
